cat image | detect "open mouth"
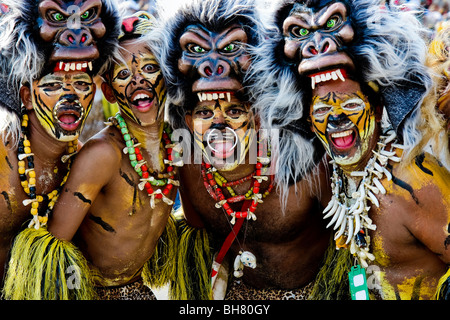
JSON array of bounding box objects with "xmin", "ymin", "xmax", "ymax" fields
[
  {"xmin": 130, "ymin": 90, "xmax": 155, "ymax": 112},
  {"xmin": 206, "ymin": 128, "xmax": 238, "ymax": 159},
  {"xmin": 53, "ymin": 100, "xmax": 85, "ymax": 132},
  {"xmin": 197, "ymin": 91, "xmax": 233, "ymax": 103},
  {"xmin": 329, "ymin": 128, "xmax": 357, "ymax": 150},
  {"xmin": 309, "ymin": 68, "xmax": 348, "ymax": 90}
]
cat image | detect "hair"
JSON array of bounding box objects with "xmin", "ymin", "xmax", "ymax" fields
[
  {"xmin": 0, "ymin": 0, "xmax": 121, "ymax": 87},
  {"xmin": 248, "ymin": 0, "xmax": 434, "ymax": 205},
  {"xmin": 153, "ymin": 0, "xmax": 263, "ymax": 129}
]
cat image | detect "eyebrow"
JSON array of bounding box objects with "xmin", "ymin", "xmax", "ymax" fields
[
  {"xmin": 72, "ymin": 74, "xmax": 92, "ymax": 82},
  {"xmin": 317, "ymin": 91, "xmax": 361, "ymax": 103}
]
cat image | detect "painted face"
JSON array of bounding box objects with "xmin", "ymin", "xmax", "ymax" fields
[
  {"xmin": 38, "ymin": 0, "xmax": 106, "ymax": 64},
  {"xmin": 282, "ymin": 1, "xmax": 355, "ymax": 85},
  {"xmin": 310, "ymin": 79, "xmax": 377, "ymax": 170},
  {"xmin": 110, "ymin": 41, "xmax": 166, "ymax": 125},
  {"xmin": 178, "ymin": 23, "xmax": 250, "ymax": 98},
  {"xmin": 31, "ymin": 70, "xmax": 95, "ymax": 142},
  {"xmin": 188, "ymin": 95, "xmax": 255, "ymax": 171}
]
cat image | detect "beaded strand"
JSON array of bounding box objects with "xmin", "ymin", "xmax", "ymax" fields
[
  {"xmin": 18, "ymin": 110, "xmax": 75, "ymax": 229},
  {"xmin": 201, "ymin": 136, "xmax": 274, "ymax": 225},
  {"xmin": 111, "ymin": 113, "xmax": 181, "ymax": 210}
]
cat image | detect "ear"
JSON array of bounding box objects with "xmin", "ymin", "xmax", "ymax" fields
[
  {"xmin": 185, "ymin": 111, "xmax": 194, "ymax": 132},
  {"xmin": 20, "ymin": 85, "xmax": 32, "ymax": 111},
  {"xmin": 101, "ymin": 82, "xmax": 117, "ymax": 104}
]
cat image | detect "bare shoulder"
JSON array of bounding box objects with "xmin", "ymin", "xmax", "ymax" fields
[
  {"xmin": 76, "ymin": 127, "xmax": 122, "ymax": 165},
  {"xmin": 68, "ymin": 126, "xmax": 123, "ymax": 182},
  {"xmin": 393, "ymin": 152, "xmax": 450, "ymax": 190},
  {"xmin": 389, "ymin": 152, "xmax": 450, "ymax": 215}
]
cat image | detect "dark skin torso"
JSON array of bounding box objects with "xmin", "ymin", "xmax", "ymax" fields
[
  {"xmin": 48, "ymin": 124, "xmax": 177, "ymax": 287},
  {"xmin": 0, "ymin": 113, "xmax": 69, "ymax": 286},
  {"xmin": 179, "ymin": 159, "xmax": 332, "ymax": 289}
]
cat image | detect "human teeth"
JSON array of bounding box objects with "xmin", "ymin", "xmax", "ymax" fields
[
  {"xmin": 134, "ymin": 93, "xmax": 149, "ymax": 101},
  {"xmin": 331, "ymin": 130, "xmax": 352, "ymax": 138}
]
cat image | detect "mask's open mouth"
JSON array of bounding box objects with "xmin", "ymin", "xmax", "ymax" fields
[
  {"xmin": 206, "ymin": 127, "xmax": 238, "ymax": 159},
  {"xmin": 129, "ymin": 89, "xmax": 155, "ymax": 112},
  {"xmin": 53, "ymin": 100, "xmax": 85, "ymax": 132}
]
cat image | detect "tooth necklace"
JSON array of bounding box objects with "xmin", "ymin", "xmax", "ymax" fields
[
  {"xmin": 206, "ymin": 135, "xmax": 274, "ymax": 281},
  {"xmin": 109, "ymin": 113, "xmax": 181, "ymax": 210},
  {"xmin": 324, "ymin": 128, "xmax": 403, "ymax": 268},
  {"xmin": 18, "ymin": 108, "xmax": 76, "ymax": 230}
]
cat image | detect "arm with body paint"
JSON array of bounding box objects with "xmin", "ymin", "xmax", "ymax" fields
[
  {"xmin": 400, "ymin": 153, "xmax": 450, "ymax": 264},
  {"xmin": 48, "ymin": 132, "xmax": 122, "ymax": 241}
]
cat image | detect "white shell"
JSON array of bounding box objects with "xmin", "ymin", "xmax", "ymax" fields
[{"xmin": 240, "ymin": 251, "xmax": 257, "ymax": 269}]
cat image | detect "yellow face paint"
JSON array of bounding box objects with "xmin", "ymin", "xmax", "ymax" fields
[
  {"xmin": 110, "ymin": 41, "xmax": 166, "ymax": 126},
  {"xmin": 188, "ymin": 96, "xmax": 255, "ymax": 171},
  {"xmin": 31, "ymin": 70, "xmax": 95, "ymax": 142},
  {"xmin": 310, "ymin": 79, "xmax": 377, "ymax": 170}
]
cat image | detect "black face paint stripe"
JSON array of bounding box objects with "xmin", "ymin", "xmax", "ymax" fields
[
  {"xmin": 33, "ymin": 90, "xmax": 58, "ymax": 136},
  {"xmin": 312, "ymin": 122, "xmax": 326, "ymax": 137}
]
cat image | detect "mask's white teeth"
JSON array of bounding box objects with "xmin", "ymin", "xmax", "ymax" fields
[
  {"xmin": 331, "ymin": 71, "xmax": 338, "ymax": 80},
  {"xmin": 226, "ymin": 92, "xmax": 231, "ymax": 102},
  {"xmin": 219, "ymin": 93, "xmax": 225, "ymax": 99},
  {"xmin": 198, "ymin": 93, "xmax": 203, "ymax": 102},
  {"xmin": 207, "ymin": 93, "xmax": 212, "ymax": 101},
  {"xmin": 76, "ymin": 63, "xmax": 82, "ymax": 70},
  {"xmin": 88, "ymin": 61, "xmax": 93, "ymax": 71},
  {"xmin": 202, "ymin": 93, "xmax": 207, "ymax": 101},
  {"xmin": 212, "ymin": 93, "xmax": 218, "ymax": 100},
  {"xmin": 64, "ymin": 63, "xmax": 70, "ymax": 72},
  {"xmin": 311, "ymin": 76, "xmax": 316, "ymax": 90},
  {"xmin": 336, "ymin": 69, "xmax": 345, "ymax": 82},
  {"xmin": 59, "ymin": 61, "xmax": 64, "ymax": 70}
]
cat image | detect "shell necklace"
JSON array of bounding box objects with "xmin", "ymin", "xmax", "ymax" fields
[
  {"xmin": 18, "ymin": 109, "xmax": 76, "ymax": 229},
  {"xmin": 323, "ymin": 128, "xmax": 403, "ymax": 268},
  {"xmin": 206, "ymin": 134, "xmax": 274, "ymax": 280},
  {"xmin": 108, "ymin": 113, "xmax": 182, "ymax": 210}
]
